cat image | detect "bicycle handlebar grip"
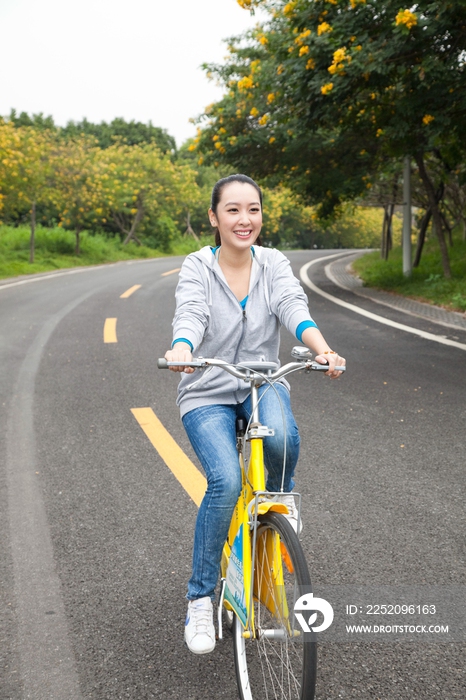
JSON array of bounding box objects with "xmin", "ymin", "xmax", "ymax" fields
[
  {"xmin": 157, "ymin": 358, "xmax": 168, "ymax": 369},
  {"xmin": 311, "ymin": 361, "xmax": 346, "ymax": 372}
]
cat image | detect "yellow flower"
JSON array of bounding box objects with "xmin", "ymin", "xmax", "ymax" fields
[
  {"xmin": 376, "ymin": 128, "xmax": 383, "ymax": 137},
  {"xmin": 422, "ymin": 114, "xmax": 435, "ymax": 125},
  {"xmin": 317, "ymin": 22, "xmax": 332, "ymax": 36},
  {"xmin": 258, "ymin": 34, "xmax": 268, "ymax": 46},
  {"xmin": 321, "ymin": 82, "xmax": 334, "ymax": 95},
  {"xmin": 267, "ymin": 93, "xmax": 276, "ymax": 104},
  {"xmin": 306, "ymin": 58, "xmax": 315, "ymax": 70},
  {"xmin": 238, "ymin": 75, "xmax": 254, "ymax": 90},
  {"xmin": 277, "ymin": 64, "xmax": 284, "ymax": 75},
  {"xmin": 250, "ymin": 106, "xmax": 259, "ymax": 117},
  {"xmin": 214, "ymin": 141, "xmax": 223, "ymax": 150},
  {"xmin": 299, "ymin": 45, "xmax": 309, "ymax": 56},
  {"xmin": 327, "ymin": 47, "xmax": 351, "ymax": 75},
  {"xmin": 269, "ymin": 136, "xmax": 276, "ymax": 144},
  {"xmin": 395, "ymin": 9, "xmax": 417, "ymax": 30},
  {"xmin": 295, "ymin": 29, "xmax": 311, "ymax": 45},
  {"xmin": 283, "ymin": 1, "xmax": 297, "ymax": 17},
  {"xmin": 333, "ymin": 48, "xmax": 347, "ymax": 63},
  {"xmin": 258, "ymin": 114, "xmax": 269, "ymax": 126}
]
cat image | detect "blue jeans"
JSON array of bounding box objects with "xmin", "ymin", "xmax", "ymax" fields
[{"xmin": 182, "ymin": 383, "xmax": 300, "ymax": 600}]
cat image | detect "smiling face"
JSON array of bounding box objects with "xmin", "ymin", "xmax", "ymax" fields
[{"xmin": 209, "ymin": 181, "xmax": 263, "ymax": 251}]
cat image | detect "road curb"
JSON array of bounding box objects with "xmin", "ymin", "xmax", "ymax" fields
[
  {"xmin": 300, "ymin": 253, "xmax": 466, "ymax": 353},
  {"xmin": 326, "ymin": 252, "xmax": 466, "ymax": 332}
]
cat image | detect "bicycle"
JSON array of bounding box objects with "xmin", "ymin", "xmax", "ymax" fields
[{"xmin": 158, "ymin": 346, "xmax": 345, "ymax": 700}]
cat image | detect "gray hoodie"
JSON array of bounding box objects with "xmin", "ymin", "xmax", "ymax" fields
[{"xmin": 172, "ymin": 246, "xmax": 317, "ymax": 417}]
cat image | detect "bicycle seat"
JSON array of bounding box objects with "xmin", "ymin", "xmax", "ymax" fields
[{"xmin": 236, "ymin": 361, "xmax": 278, "ymax": 373}]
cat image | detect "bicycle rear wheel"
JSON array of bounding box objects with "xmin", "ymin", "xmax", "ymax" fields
[{"xmin": 232, "ymin": 511, "xmax": 317, "ymax": 700}]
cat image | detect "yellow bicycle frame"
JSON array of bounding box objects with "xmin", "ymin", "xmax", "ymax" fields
[{"xmin": 221, "ymin": 431, "xmax": 290, "ymax": 638}]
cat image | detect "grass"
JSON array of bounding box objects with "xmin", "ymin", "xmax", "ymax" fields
[
  {"xmin": 0, "ymin": 225, "xmax": 214, "ymax": 280},
  {"xmin": 352, "ymin": 230, "xmax": 466, "ymax": 312}
]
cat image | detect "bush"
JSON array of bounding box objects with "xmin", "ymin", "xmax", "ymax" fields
[
  {"xmin": 0, "ymin": 225, "xmax": 158, "ymax": 278},
  {"xmin": 352, "ymin": 229, "xmax": 466, "ymax": 312},
  {"xmin": 0, "ymin": 224, "xmax": 216, "ymax": 280}
]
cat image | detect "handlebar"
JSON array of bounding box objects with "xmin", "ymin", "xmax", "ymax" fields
[{"xmin": 157, "ymin": 348, "xmax": 345, "ymax": 382}]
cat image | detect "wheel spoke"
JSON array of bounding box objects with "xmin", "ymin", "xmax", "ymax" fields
[{"xmin": 232, "ymin": 512, "xmax": 316, "ymax": 700}]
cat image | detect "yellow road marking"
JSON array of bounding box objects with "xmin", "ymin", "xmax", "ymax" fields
[
  {"xmin": 120, "ymin": 284, "xmax": 141, "ymax": 298},
  {"xmin": 161, "ymin": 268, "xmax": 181, "ymax": 277},
  {"xmin": 131, "ymin": 407, "xmax": 206, "ymax": 507},
  {"xmin": 103, "ymin": 318, "xmax": 117, "ymax": 343}
]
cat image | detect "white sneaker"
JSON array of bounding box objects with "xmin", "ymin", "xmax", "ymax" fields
[
  {"xmin": 275, "ymin": 493, "xmax": 303, "ymax": 534},
  {"xmin": 185, "ymin": 597, "xmax": 216, "ymax": 654}
]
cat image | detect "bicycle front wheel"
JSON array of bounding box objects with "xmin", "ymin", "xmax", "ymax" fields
[{"xmin": 232, "ymin": 511, "xmax": 317, "ymax": 700}]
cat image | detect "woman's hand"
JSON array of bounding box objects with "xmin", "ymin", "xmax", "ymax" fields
[
  {"xmin": 314, "ymin": 351, "xmax": 346, "ymax": 379},
  {"xmin": 300, "ymin": 328, "xmax": 345, "ymax": 379},
  {"xmin": 164, "ymin": 342, "xmax": 195, "ymax": 373}
]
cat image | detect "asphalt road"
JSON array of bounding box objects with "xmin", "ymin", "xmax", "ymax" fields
[{"xmin": 1, "ymin": 251, "xmax": 465, "ymax": 699}]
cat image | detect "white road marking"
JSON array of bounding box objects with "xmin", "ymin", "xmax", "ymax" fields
[
  {"xmin": 300, "ymin": 255, "xmax": 466, "ymax": 352},
  {"xmin": 6, "ymin": 293, "xmax": 92, "ymax": 699}
]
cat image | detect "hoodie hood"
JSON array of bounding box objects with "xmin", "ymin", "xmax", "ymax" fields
[{"xmin": 192, "ymin": 245, "xmax": 271, "ymax": 312}]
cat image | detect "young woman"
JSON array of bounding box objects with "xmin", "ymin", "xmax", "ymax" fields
[{"xmin": 164, "ymin": 174, "xmax": 345, "ymax": 654}]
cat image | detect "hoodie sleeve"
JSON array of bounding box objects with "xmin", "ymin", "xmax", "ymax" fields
[
  {"xmin": 268, "ymin": 251, "xmax": 318, "ymax": 338},
  {"xmin": 172, "ymin": 255, "xmax": 210, "ymax": 352}
]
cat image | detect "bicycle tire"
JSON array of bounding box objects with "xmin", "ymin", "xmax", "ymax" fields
[{"xmin": 232, "ymin": 511, "xmax": 317, "ymax": 700}]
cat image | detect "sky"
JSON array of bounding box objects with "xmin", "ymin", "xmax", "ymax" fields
[{"xmin": 0, "ymin": 0, "xmax": 263, "ymax": 147}]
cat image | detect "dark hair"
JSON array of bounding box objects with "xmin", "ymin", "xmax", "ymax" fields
[{"xmin": 210, "ymin": 174, "xmax": 263, "ymax": 247}]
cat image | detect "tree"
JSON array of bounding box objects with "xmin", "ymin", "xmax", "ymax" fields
[
  {"xmin": 0, "ymin": 123, "xmax": 53, "ymax": 262},
  {"xmin": 4, "ymin": 108, "xmax": 56, "ymax": 131},
  {"xmin": 3, "ymin": 112, "xmax": 178, "ymax": 157},
  {"xmin": 48, "ymin": 136, "xmax": 106, "ymax": 254},
  {"xmin": 98, "ymin": 142, "xmax": 201, "ymax": 251},
  {"xmin": 0, "ymin": 120, "xmax": 206, "ymax": 254},
  {"xmin": 195, "ymin": 0, "xmax": 466, "ymax": 276},
  {"xmin": 444, "ymin": 164, "xmax": 466, "ymax": 242},
  {"xmin": 61, "ymin": 117, "xmax": 177, "ymax": 154}
]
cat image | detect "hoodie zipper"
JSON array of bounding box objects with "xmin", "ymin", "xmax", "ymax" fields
[{"xmin": 232, "ymin": 304, "xmax": 248, "ymax": 403}]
